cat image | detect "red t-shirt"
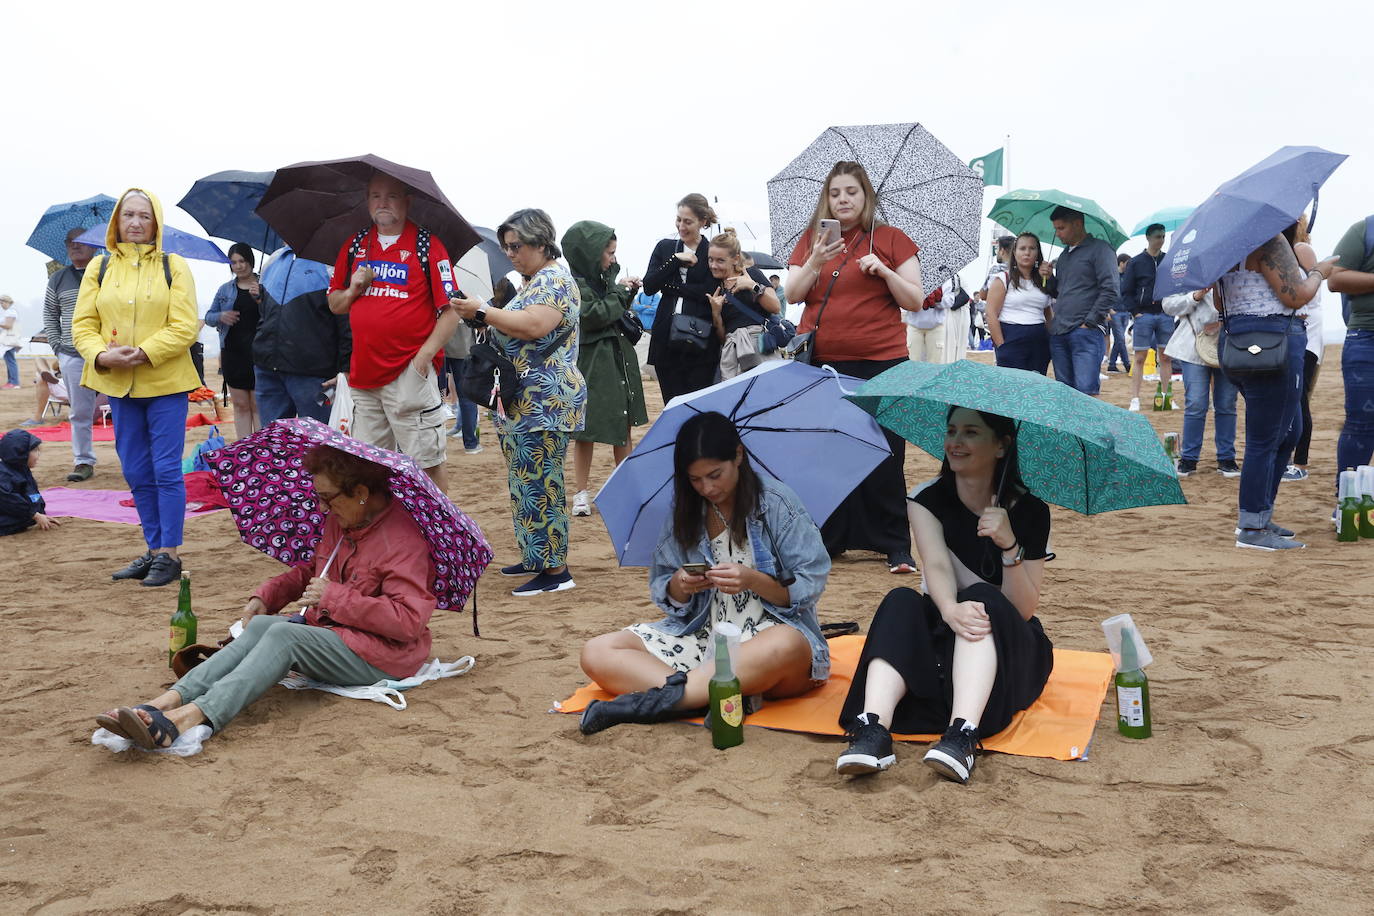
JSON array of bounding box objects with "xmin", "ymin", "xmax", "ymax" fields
[
  {"xmin": 788, "ymin": 224, "xmax": 920, "ymax": 362},
  {"xmin": 329, "ymin": 220, "xmax": 453, "ymax": 389}
]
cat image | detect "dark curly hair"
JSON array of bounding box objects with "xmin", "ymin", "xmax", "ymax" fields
[{"xmin": 302, "ymin": 444, "xmax": 393, "ymax": 499}]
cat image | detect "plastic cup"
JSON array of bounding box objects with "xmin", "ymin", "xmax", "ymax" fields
[{"xmin": 1101, "ymin": 613, "xmax": 1154, "ymax": 670}]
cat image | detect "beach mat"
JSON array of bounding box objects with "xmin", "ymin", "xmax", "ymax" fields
[
  {"xmin": 556, "ymin": 636, "xmax": 1115, "ymax": 761},
  {"xmin": 26, "ymin": 414, "xmax": 217, "ymax": 442},
  {"xmin": 41, "ymin": 485, "xmax": 228, "ymax": 524}
]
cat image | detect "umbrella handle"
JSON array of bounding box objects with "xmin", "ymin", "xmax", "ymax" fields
[{"xmin": 821, "ymin": 364, "xmax": 858, "ymax": 396}]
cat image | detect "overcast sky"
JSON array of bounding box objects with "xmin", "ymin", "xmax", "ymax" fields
[{"xmin": 5, "ymin": 0, "xmax": 1370, "ymax": 344}]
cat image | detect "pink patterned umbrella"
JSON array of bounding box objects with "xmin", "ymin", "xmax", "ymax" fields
[{"xmin": 204, "ymin": 418, "xmax": 493, "ymax": 632}]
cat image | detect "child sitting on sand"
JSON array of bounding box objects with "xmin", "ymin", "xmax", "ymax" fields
[{"xmin": 0, "ymin": 430, "xmax": 59, "ymax": 535}]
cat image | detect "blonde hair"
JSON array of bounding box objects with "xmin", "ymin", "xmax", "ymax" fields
[
  {"xmin": 807, "ymin": 161, "xmax": 881, "ymax": 238},
  {"xmin": 709, "ymin": 227, "xmax": 745, "ymax": 275}
]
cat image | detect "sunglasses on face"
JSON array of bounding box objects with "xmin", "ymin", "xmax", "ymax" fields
[{"xmin": 500, "ymin": 241, "xmax": 525, "ymax": 254}]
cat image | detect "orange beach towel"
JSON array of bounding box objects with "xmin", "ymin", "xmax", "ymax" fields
[{"xmin": 556, "ymin": 636, "xmax": 1115, "ymax": 761}]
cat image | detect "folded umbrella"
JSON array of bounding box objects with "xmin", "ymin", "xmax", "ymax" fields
[
  {"xmin": 767, "ymin": 123, "xmax": 983, "ymax": 292},
  {"xmin": 177, "ymin": 169, "xmax": 283, "ymax": 253},
  {"xmin": 255, "ymin": 153, "xmax": 481, "ymax": 265},
  {"xmin": 1153, "ymin": 145, "xmax": 1346, "ymax": 299},
  {"xmin": 1130, "ymin": 206, "xmax": 1193, "ymax": 237},
  {"xmin": 746, "ymin": 251, "xmax": 785, "ymax": 270},
  {"xmin": 203, "ymin": 418, "xmax": 493, "ymax": 631},
  {"xmin": 988, "ymin": 189, "xmax": 1129, "ymax": 251},
  {"xmin": 26, "ymin": 194, "xmax": 116, "ymax": 264},
  {"xmin": 846, "ymin": 360, "xmax": 1185, "ymax": 515},
  {"xmin": 594, "ymin": 361, "xmax": 891, "ymax": 566},
  {"xmin": 74, "ymin": 225, "xmax": 228, "ymax": 264}
]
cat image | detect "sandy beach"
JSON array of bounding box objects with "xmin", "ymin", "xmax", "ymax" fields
[{"xmin": 2, "ymin": 351, "xmax": 1371, "ymax": 914}]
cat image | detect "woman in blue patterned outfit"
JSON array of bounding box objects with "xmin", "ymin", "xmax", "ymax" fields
[{"xmin": 451, "ymin": 209, "xmax": 586, "ymax": 596}]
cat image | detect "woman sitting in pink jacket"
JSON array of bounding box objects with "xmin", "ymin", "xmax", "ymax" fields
[{"xmin": 96, "ymin": 445, "xmax": 437, "ymax": 749}]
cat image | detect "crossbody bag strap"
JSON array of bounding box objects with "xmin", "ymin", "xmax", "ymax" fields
[{"xmin": 809, "ymin": 237, "xmax": 862, "ymax": 342}]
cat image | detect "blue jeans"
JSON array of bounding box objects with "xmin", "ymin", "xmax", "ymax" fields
[
  {"xmin": 1109, "ymin": 312, "xmax": 1131, "ymax": 368},
  {"xmin": 1179, "ymin": 360, "xmax": 1237, "ymax": 462},
  {"xmin": 1050, "ymin": 326, "xmax": 1106, "ymax": 395},
  {"xmin": 1336, "ymin": 328, "xmax": 1374, "ymax": 491},
  {"xmin": 108, "ymin": 392, "xmax": 189, "ymax": 549},
  {"xmin": 995, "ymin": 322, "xmax": 1051, "ymax": 374},
  {"xmin": 443, "ymin": 357, "xmax": 479, "ymax": 449},
  {"xmin": 3, "ymin": 348, "xmax": 17, "ymax": 385},
  {"xmin": 254, "ymin": 367, "xmax": 331, "ymax": 426},
  {"xmin": 1222, "ymin": 316, "xmax": 1305, "ymax": 529}
]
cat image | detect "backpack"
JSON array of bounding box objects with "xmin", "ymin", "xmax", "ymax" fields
[{"xmin": 344, "ymin": 226, "xmax": 439, "ymax": 294}]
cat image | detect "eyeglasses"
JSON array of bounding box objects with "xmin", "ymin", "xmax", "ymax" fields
[
  {"xmin": 315, "ymin": 488, "xmax": 344, "ymax": 507},
  {"xmin": 500, "ymin": 241, "xmax": 525, "ymax": 254}
]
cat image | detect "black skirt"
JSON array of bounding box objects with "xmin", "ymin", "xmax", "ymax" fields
[
  {"xmin": 818, "ymin": 357, "xmax": 910, "ymax": 558},
  {"xmin": 840, "ymin": 584, "xmax": 1054, "ymax": 737}
]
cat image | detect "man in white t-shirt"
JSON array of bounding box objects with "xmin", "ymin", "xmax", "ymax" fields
[{"xmin": 0, "ymin": 294, "xmax": 21, "ymax": 388}]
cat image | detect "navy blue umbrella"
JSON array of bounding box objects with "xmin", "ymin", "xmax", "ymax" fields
[
  {"xmin": 1154, "ymin": 146, "xmax": 1346, "ymax": 299},
  {"xmin": 75, "ymin": 225, "xmax": 229, "ymax": 264},
  {"xmin": 177, "ymin": 169, "xmax": 283, "ymax": 253},
  {"xmin": 26, "ymin": 194, "xmax": 117, "ymax": 264}
]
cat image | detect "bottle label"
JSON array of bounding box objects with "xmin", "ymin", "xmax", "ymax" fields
[
  {"xmin": 169, "ymin": 625, "xmax": 189, "ymax": 656},
  {"xmin": 1117, "ymin": 686, "xmax": 1145, "ymax": 727},
  {"xmin": 718, "ymin": 693, "xmax": 744, "ymax": 727}
]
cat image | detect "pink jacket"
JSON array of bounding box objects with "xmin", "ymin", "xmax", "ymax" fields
[{"xmin": 254, "ymin": 499, "xmax": 435, "ymax": 677}]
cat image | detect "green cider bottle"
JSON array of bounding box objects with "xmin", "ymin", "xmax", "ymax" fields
[
  {"xmin": 1337, "ymin": 469, "xmax": 1361, "ymax": 543},
  {"xmin": 168, "ymin": 573, "xmax": 198, "ymax": 667},
  {"xmin": 1357, "ymin": 467, "xmax": 1374, "ymax": 539},
  {"xmin": 1162, "ymin": 384, "xmax": 1174, "ymax": 411},
  {"xmin": 1152, "ymin": 381, "xmax": 1165, "ymax": 411},
  {"xmin": 1115, "ymin": 627, "xmax": 1152, "ymax": 739},
  {"xmin": 709, "ymin": 633, "xmax": 745, "ymax": 750}
]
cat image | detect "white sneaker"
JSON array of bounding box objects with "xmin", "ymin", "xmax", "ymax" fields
[
  {"xmin": 1128, "ymin": 398, "xmax": 1141, "ymax": 412},
  {"xmin": 440, "ymin": 404, "xmax": 455, "ymax": 421},
  {"xmin": 571, "ymin": 490, "xmax": 591, "ymax": 517}
]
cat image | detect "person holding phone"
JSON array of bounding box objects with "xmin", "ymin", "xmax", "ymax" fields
[
  {"xmin": 706, "ymin": 228, "xmax": 784, "ymax": 378},
  {"xmin": 643, "ymin": 193, "xmax": 720, "ymax": 403},
  {"xmin": 985, "ymin": 232, "xmax": 1054, "ymax": 374},
  {"xmin": 577, "ymin": 411, "xmax": 831, "ymax": 735},
  {"xmin": 785, "ymin": 161, "xmax": 926, "ymax": 574}
]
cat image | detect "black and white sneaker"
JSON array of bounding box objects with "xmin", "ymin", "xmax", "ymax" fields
[
  {"xmin": 1217, "ymin": 460, "xmax": 1242, "ymax": 478},
  {"xmin": 923, "ymin": 718, "xmax": 980, "ymax": 784},
  {"xmin": 499, "ymin": 562, "xmax": 541, "ymax": 577},
  {"xmin": 836, "ymin": 713, "xmax": 896, "ymax": 775},
  {"xmin": 511, "ymin": 569, "xmax": 576, "ymax": 596},
  {"xmin": 1175, "ymin": 458, "xmax": 1197, "ymax": 478}
]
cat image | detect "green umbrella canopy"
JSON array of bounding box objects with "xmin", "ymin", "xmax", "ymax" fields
[
  {"xmin": 845, "ymin": 361, "xmax": 1185, "ymax": 515},
  {"xmin": 988, "ymin": 189, "xmax": 1129, "ymax": 250}
]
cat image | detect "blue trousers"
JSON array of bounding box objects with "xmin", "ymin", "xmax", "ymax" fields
[
  {"xmin": 1108, "ymin": 311, "xmax": 1131, "ymax": 369},
  {"xmin": 1179, "ymin": 360, "xmax": 1237, "ymax": 462},
  {"xmin": 497, "ymin": 427, "xmax": 570, "ymax": 568},
  {"xmin": 254, "ymin": 367, "xmax": 331, "ymax": 426},
  {"xmin": 1222, "ymin": 316, "xmax": 1305, "ymax": 529},
  {"xmin": 3, "ymin": 348, "xmax": 17, "ymax": 386},
  {"xmin": 441, "ymin": 357, "xmax": 480, "ymax": 450},
  {"xmin": 1336, "ymin": 329, "xmax": 1374, "ymax": 492},
  {"xmin": 109, "ymin": 392, "xmax": 188, "ymax": 549},
  {"xmin": 1050, "ymin": 326, "xmax": 1106, "ymax": 395},
  {"xmin": 995, "ymin": 322, "xmax": 1051, "ymax": 375}
]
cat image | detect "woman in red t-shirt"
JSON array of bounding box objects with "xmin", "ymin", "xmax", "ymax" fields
[{"xmin": 786, "ymin": 161, "xmax": 927, "ymax": 573}]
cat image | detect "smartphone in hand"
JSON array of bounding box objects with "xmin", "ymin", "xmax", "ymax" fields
[
  {"xmin": 819, "ymin": 219, "xmax": 841, "ymax": 246},
  {"xmin": 681, "ymin": 562, "xmax": 709, "ymax": 575}
]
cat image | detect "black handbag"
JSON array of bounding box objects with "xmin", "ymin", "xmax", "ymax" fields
[
  {"xmin": 1219, "ymin": 315, "xmax": 1291, "ymax": 379},
  {"xmin": 668, "ymin": 312, "xmax": 712, "ymax": 352},
  {"xmin": 616, "ymin": 310, "xmax": 643, "ymax": 345},
  {"xmin": 461, "ymin": 324, "xmax": 573, "ymax": 411}
]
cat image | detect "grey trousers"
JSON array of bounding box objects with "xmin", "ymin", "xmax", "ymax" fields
[
  {"xmin": 57, "ymin": 352, "xmax": 99, "ymax": 467},
  {"xmin": 171, "ymin": 615, "xmax": 389, "ymax": 731}
]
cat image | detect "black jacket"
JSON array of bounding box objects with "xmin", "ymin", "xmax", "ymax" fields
[
  {"xmin": 643, "ymin": 236, "xmax": 717, "ymax": 365},
  {"xmin": 252, "ymin": 287, "xmax": 352, "ymax": 379},
  {"xmin": 1120, "ymin": 251, "xmax": 1165, "ymax": 315},
  {"xmin": 0, "ymin": 430, "xmax": 44, "ymax": 535}
]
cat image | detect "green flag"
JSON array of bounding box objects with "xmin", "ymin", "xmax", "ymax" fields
[{"xmin": 969, "ymin": 148, "xmax": 1004, "ymax": 185}]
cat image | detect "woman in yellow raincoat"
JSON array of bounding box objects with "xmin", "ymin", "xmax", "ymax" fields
[{"xmin": 72, "ymin": 188, "xmax": 201, "ymax": 587}]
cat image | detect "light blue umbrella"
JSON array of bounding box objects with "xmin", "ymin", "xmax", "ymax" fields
[
  {"xmin": 1130, "ymin": 206, "xmax": 1193, "ymax": 237},
  {"xmin": 594, "ymin": 361, "xmax": 891, "ymax": 566},
  {"xmin": 75, "ymin": 224, "xmax": 229, "ymax": 264},
  {"xmin": 26, "ymin": 194, "xmax": 117, "ymax": 264}
]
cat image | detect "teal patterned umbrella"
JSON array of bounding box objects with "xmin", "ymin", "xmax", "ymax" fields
[{"xmin": 845, "ymin": 360, "xmax": 1185, "ymax": 514}]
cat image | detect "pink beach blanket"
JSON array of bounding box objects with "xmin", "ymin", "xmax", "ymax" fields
[{"xmin": 41, "ymin": 487, "xmax": 227, "ymax": 525}]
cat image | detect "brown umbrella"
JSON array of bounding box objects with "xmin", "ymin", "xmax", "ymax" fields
[{"xmin": 255, "ymin": 153, "xmax": 482, "ymax": 265}]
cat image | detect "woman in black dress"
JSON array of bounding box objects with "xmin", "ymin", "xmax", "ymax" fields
[
  {"xmin": 205, "ymin": 243, "xmax": 263, "ymax": 439},
  {"xmin": 644, "ymin": 193, "xmax": 719, "ymax": 404},
  {"xmin": 836, "ymin": 407, "xmax": 1054, "ymax": 784}
]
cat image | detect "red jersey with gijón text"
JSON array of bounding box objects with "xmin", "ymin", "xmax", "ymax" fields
[{"xmin": 329, "ymin": 220, "xmax": 453, "ymax": 389}]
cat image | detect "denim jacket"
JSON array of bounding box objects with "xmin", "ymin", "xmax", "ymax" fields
[
  {"xmin": 646, "ymin": 474, "xmax": 831, "ymax": 680},
  {"xmin": 205, "ymin": 278, "xmax": 250, "ymax": 347}
]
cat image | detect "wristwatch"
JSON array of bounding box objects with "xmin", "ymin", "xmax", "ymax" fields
[
  {"xmin": 1000, "ymin": 542, "xmax": 1025, "ymax": 567},
  {"xmin": 752, "ymin": 282, "xmax": 767, "ymax": 299}
]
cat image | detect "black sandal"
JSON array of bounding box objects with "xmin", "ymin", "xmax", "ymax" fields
[
  {"xmin": 821, "ymin": 621, "xmax": 861, "ymax": 639},
  {"xmin": 116, "ymin": 705, "xmax": 181, "ymax": 750}
]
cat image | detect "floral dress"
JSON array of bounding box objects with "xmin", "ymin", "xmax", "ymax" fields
[{"xmin": 629, "ymin": 526, "xmax": 780, "ymax": 671}]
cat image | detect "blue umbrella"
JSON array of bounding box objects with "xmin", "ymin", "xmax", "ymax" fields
[
  {"xmin": 75, "ymin": 224, "xmax": 229, "ymax": 264},
  {"xmin": 26, "ymin": 194, "xmax": 117, "ymax": 264},
  {"xmin": 177, "ymin": 169, "xmax": 283, "ymax": 253},
  {"xmin": 1154, "ymin": 146, "xmax": 1346, "ymax": 299},
  {"xmin": 1130, "ymin": 206, "xmax": 1193, "ymax": 237},
  {"xmin": 594, "ymin": 361, "xmax": 891, "ymax": 566}
]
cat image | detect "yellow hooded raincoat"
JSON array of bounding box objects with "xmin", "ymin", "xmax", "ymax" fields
[{"xmin": 71, "ymin": 188, "xmax": 201, "ymax": 398}]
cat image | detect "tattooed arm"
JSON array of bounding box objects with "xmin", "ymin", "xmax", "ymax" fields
[{"xmin": 1249, "ymin": 235, "xmax": 1338, "ymax": 309}]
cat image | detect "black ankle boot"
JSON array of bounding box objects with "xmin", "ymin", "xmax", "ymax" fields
[
  {"xmin": 111, "ymin": 551, "xmax": 155, "ymax": 581},
  {"xmin": 141, "ymin": 553, "xmax": 183, "ymax": 588},
  {"xmin": 579, "ymin": 672, "xmax": 695, "ymax": 735}
]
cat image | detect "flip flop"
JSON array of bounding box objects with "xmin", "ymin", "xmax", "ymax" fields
[
  {"xmin": 95, "ymin": 711, "xmax": 130, "ymax": 739},
  {"xmin": 116, "ymin": 705, "xmax": 181, "ymax": 750}
]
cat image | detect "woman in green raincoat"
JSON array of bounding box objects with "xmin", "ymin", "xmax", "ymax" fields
[{"xmin": 561, "ymin": 221, "xmax": 649, "ymax": 517}]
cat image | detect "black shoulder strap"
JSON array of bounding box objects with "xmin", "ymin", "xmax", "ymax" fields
[
  {"xmin": 162, "ymin": 253, "xmax": 172, "ymax": 288},
  {"xmin": 416, "ymin": 227, "xmax": 432, "ymax": 282},
  {"xmin": 95, "ymin": 252, "xmax": 172, "ymax": 288},
  {"xmin": 344, "ymin": 227, "xmax": 372, "ymax": 279},
  {"xmin": 97, "ymin": 253, "xmax": 109, "ymax": 286}
]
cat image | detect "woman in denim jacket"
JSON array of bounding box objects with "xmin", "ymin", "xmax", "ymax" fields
[{"xmin": 579, "ymin": 411, "xmax": 830, "ymax": 734}]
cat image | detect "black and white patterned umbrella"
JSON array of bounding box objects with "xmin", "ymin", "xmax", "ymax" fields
[{"xmin": 767, "ymin": 123, "xmax": 983, "ymax": 293}]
